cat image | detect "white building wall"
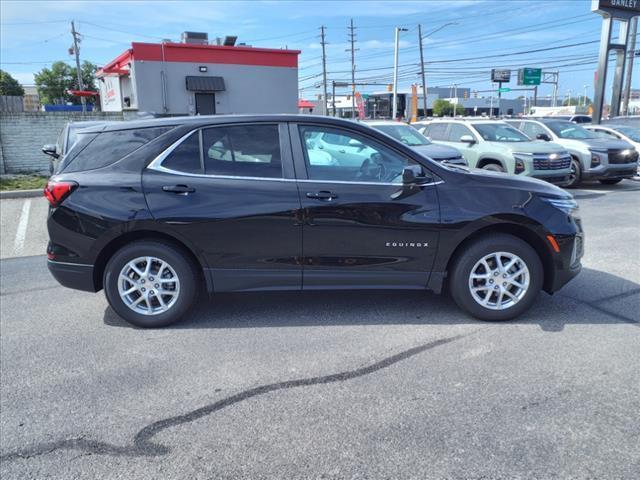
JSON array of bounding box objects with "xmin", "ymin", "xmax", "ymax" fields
[{"xmin": 131, "ymin": 60, "xmax": 298, "ymax": 115}]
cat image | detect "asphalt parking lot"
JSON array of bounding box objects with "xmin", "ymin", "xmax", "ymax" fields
[{"xmin": 1, "ymin": 180, "xmax": 639, "ymax": 479}]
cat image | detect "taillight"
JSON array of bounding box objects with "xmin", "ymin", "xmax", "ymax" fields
[{"xmin": 44, "ymin": 180, "xmax": 78, "ymax": 207}]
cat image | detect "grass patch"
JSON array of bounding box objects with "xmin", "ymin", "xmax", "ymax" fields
[{"xmin": 0, "ymin": 176, "xmax": 48, "ymax": 191}]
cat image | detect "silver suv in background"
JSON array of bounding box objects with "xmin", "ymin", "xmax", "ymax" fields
[
  {"xmin": 507, "ymin": 118, "xmax": 638, "ymax": 187},
  {"xmin": 364, "ymin": 120, "xmax": 466, "ymax": 166},
  {"xmin": 415, "ymin": 119, "xmax": 571, "ymax": 185}
]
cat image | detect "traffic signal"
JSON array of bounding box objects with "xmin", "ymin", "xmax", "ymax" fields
[
  {"xmin": 473, "ymin": 90, "xmax": 478, "ymax": 98},
  {"xmin": 464, "ymin": 90, "xmax": 468, "ymax": 100},
  {"xmin": 387, "ymin": 84, "xmax": 393, "ymax": 92}
]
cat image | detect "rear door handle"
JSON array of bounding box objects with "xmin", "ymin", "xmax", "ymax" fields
[
  {"xmin": 306, "ymin": 191, "xmax": 338, "ymax": 201},
  {"xmin": 162, "ymin": 184, "xmax": 195, "ymax": 195}
]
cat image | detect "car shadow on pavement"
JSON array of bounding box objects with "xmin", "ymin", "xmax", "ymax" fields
[{"xmin": 103, "ymin": 267, "xmax": 639, "ymax": 332}]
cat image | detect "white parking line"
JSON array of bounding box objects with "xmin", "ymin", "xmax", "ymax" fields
[{"xmin": 13, "ymin": 199, "xmax": 32, "ymax": 257}]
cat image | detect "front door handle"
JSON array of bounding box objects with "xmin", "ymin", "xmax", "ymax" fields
[
  {"xmin": 162, "ymin": 184, "xmax": 195, "ymax": 195},
  {"xmin": 306, "ymin": 191, "xmax": 338, "ymax": 201}
]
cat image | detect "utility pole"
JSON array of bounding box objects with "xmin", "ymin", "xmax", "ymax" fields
[
  {"xmin": 622, "ymin": 17, "xmax": 637, "ymax": 116},
  {"xmin": 70, "ymin": 20, "xmax": 86, "ymax": 113},
  {"xmin": 392, "ymin": 27, "xmax": 407, "ymax": 120},
  {"xmin": 347, "ymin": 19, "xmax": 357, "ymax": 118},
  {"xmin": 417, "ymin": 24, "xmax": 428, "ymax": 118},
  {"xmin": 583, "ymin": 84, "xmax": 588, "ymax": 108},
  {"xmin": 453, "ymin": 83, "xmax": 458, "ymax": 116},
  {"xmin": 319, "ymin": 26, "xmax": 329, "ymax": 116}
]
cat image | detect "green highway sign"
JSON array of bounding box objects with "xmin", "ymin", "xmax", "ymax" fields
[
  {"xmin": 498, "ymin": 87, "xmax": 511, "ymax": 93},
  {"xmin": 518, "ymin": 68, "xmax": 542, "ymax": 86}
]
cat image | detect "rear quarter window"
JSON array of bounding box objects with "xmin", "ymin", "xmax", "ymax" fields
[{"xmin": 62, "ymin": 126, "xmax": 173, "ymax": 173}]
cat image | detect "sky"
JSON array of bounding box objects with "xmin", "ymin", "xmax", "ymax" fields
[{"xmin": 1, "ymin": 0, "xmax": 637, "ymax": 102}]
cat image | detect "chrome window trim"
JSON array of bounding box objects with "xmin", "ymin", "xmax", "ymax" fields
[
  {"xmin": 147, "ymin": 130, "xmax": 198, "ymax": 171},
  {"xmin": 147, "ymin": 127, "xmax": 443, "ymax": 187}
]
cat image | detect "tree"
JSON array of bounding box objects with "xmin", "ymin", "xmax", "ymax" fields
[
  {"xmin": 35, "ymin": 61, "xmax": 73, "ymax": 105},
  {"xmin": 34, "ymin": 60, "xmax": 98, "ymax": 105},
  {"xmin": 0, "ymin": 70, "xmax": 25, "ymax": 96},
  {"xmin": 432, "ymin": 98, "xmax": 464, "ymax": 117}
]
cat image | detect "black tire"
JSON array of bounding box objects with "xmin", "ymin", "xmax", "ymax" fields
[
  {"xmin": 481, "ymin": 163, "xmax": 504, "ymax": 173},
  {"xmin": 104, "ymin": 240, "xmax": 200, "ymax": 328},
  {"xmin": 449, "ymin": 234, "xmax": 543, "ymax": 321},
  {"xmin": 565, "ymin": 158, "xmax": 582, "ymax": 188},
  {"xmin": 599, "ymin": 178, "xmax": 622, "ymax": 185}
]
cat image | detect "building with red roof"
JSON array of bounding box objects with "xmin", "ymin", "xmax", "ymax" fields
[{"xmin": 97, "ymin": 33, "xmax": 300, "ymax": 115}]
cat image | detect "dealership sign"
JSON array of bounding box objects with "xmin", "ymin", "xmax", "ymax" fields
[
  {"xmin": 491, "ymin": 69, "xmax": 511, "ymax": 83},
  {"xmin": 592, "ymin": 0, "xmax": 640, "ymax": 17}
]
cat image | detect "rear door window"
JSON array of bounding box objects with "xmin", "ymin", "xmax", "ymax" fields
[
  {"xmin": 202, "ymin": 124, "xmax": 283, "ymax": 178},
  {"xmin": 162, "ymin": 132, "xmax": 202, "ymax": 174}
]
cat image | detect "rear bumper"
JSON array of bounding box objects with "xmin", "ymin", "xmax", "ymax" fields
[{"xmin": 47, "ymin": 259, "xmax": 97, "ymax": 292}]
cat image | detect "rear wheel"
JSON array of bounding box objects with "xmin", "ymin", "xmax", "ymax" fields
[
  {"xmin": 599, "ymin": 178, "xmax": 622, "ymax": 185},
  {"xmin": 449, "ymin": 234, "xmax": 543, "ymax": 321},
  {"xmin": 481, "ymin": 163, "xmax": 504, "ymax": 173},
  {"xmin": 566, "ymin": 158, "xmax": 582, "ymax": 188},
  {"xmin": 104, "ymin": 240, "xmax": 200, "ymax": 328}
]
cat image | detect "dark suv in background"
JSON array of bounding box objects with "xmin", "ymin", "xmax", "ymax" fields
[{"xmin": 46, "ymin": 115, "xmax": 583, "ymax": 327}]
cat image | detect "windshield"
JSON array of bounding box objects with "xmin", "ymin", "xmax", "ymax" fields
[
  {"xmin": 546, "ymin": 121, "xmax": 597, "ymax": 139},
  {"xmin": 615, "ymin": 127, "xmax": 640, "ymax": 142},
  {"xmin": 472, "ymin": 123, "xmax": 530, "ymax": 142},
  {"xmin": 372, "ymin": 124, "xmax": 431, "ymax": 146}
]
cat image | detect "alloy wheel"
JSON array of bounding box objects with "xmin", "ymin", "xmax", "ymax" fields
[
  {"xmin": 468, "ymin": 252, "xmax": 530, "ymax": 310},
  {"xmin": 118, "ymin": 256, "xmax": 180, "ymax": 315}
]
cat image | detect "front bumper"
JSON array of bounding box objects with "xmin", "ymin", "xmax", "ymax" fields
[
  {"xmin": 548, "ymin": 232, "xmax": 584, "ymax": 293},
  {"xmin": 47, "ymin": 259, "xmax": 97, "ymax": 292},
  {"xmin": 531, "ymin": 172, "xmax": 570, "ymax": 185},
  {"xmin": 582, "ymin": 163, "xmax": 637, "ymax": 180}
]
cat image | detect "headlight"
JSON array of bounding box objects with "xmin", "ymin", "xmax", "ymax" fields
[
  {"xmin": 541, "ymin": 197, "xmax": 580, "ymax": 217},
  {"xmin": 513, "ymin": 152, "xmax": 531, "ymax": 174}
]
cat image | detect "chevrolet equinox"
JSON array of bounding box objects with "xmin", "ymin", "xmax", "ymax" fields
[{"xmin": 45, "ymin": 115, "xmax": 583, "ymax": 327}]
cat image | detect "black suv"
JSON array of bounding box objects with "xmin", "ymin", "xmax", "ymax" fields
[{"xmin": 46, "ymin": 115, "xmax": 583, "ymax": 327}]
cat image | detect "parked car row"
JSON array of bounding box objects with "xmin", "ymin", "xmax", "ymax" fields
[{"xmin": 404, "ymin": 118, "xmax": 638, "ymax": 188}]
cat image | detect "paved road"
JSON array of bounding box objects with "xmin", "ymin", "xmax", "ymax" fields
[{"xmin": 1, "ymin": 181, "xmax": 639, "ymax": 479}]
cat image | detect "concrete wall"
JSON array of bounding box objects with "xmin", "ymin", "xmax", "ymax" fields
[
  {"xmin": 0, "ymin": 112, "xmax": 124, "ymax": 174},
  {"xmin": 132, "ymin": 60, "xmax": 298, "ymax": 115}
]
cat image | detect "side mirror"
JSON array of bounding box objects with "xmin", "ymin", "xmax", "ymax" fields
[
  {"xmin": 402, "ymin": 165, "xmax": 426, "ymax": 185},
  {"xmin": 392, "ymin": 165, "xmax": 429, "ymax": 200},
  {"xmin": 460, "ymin": 135, "xmax": 476, "ymax": 145},
  {"xmin": 42, "ymin": 144, "xmax": 59, "ymax": 159},
  {"xmin": 536, "ymin": 133, "xmax": 551, "ymax": 142}
]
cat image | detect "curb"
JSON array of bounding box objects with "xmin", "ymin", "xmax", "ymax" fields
[{"xmin": 0, "ymin": 189, "xmax": 42, "ymax": 199}]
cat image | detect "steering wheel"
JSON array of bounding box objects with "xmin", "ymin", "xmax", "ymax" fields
[{"xmin": 356, "ymin": 153, "xmax": 387, "ymax": 182}]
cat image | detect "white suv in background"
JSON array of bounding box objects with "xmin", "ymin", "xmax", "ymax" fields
[
  {"xmin": 415, "ymin": 119, "xmax": 571, "ymax": 185},
  {"xmin": 507, "ymin": 118, "xmax": 638, "ymax": 186}
]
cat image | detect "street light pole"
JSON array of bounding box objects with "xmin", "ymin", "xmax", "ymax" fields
[{"xmin": 392, "ymin": 27, "xmax": 407, "ymax": 120}]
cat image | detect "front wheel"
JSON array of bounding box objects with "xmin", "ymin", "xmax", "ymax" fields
[
  {"xmin": 104, "ymin": 240, "xmax": 200, "ymax": 328},
  {"xmin": 449, "ymin": 234, "xmax": 543, "ymax": 321},
  {"xmin": 565, "ymin": 158, "xmax": 582, "ymax": 188},
  {"xmin": 599, "ymin": 178, "xmax": 622, "ymax": 185}
]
